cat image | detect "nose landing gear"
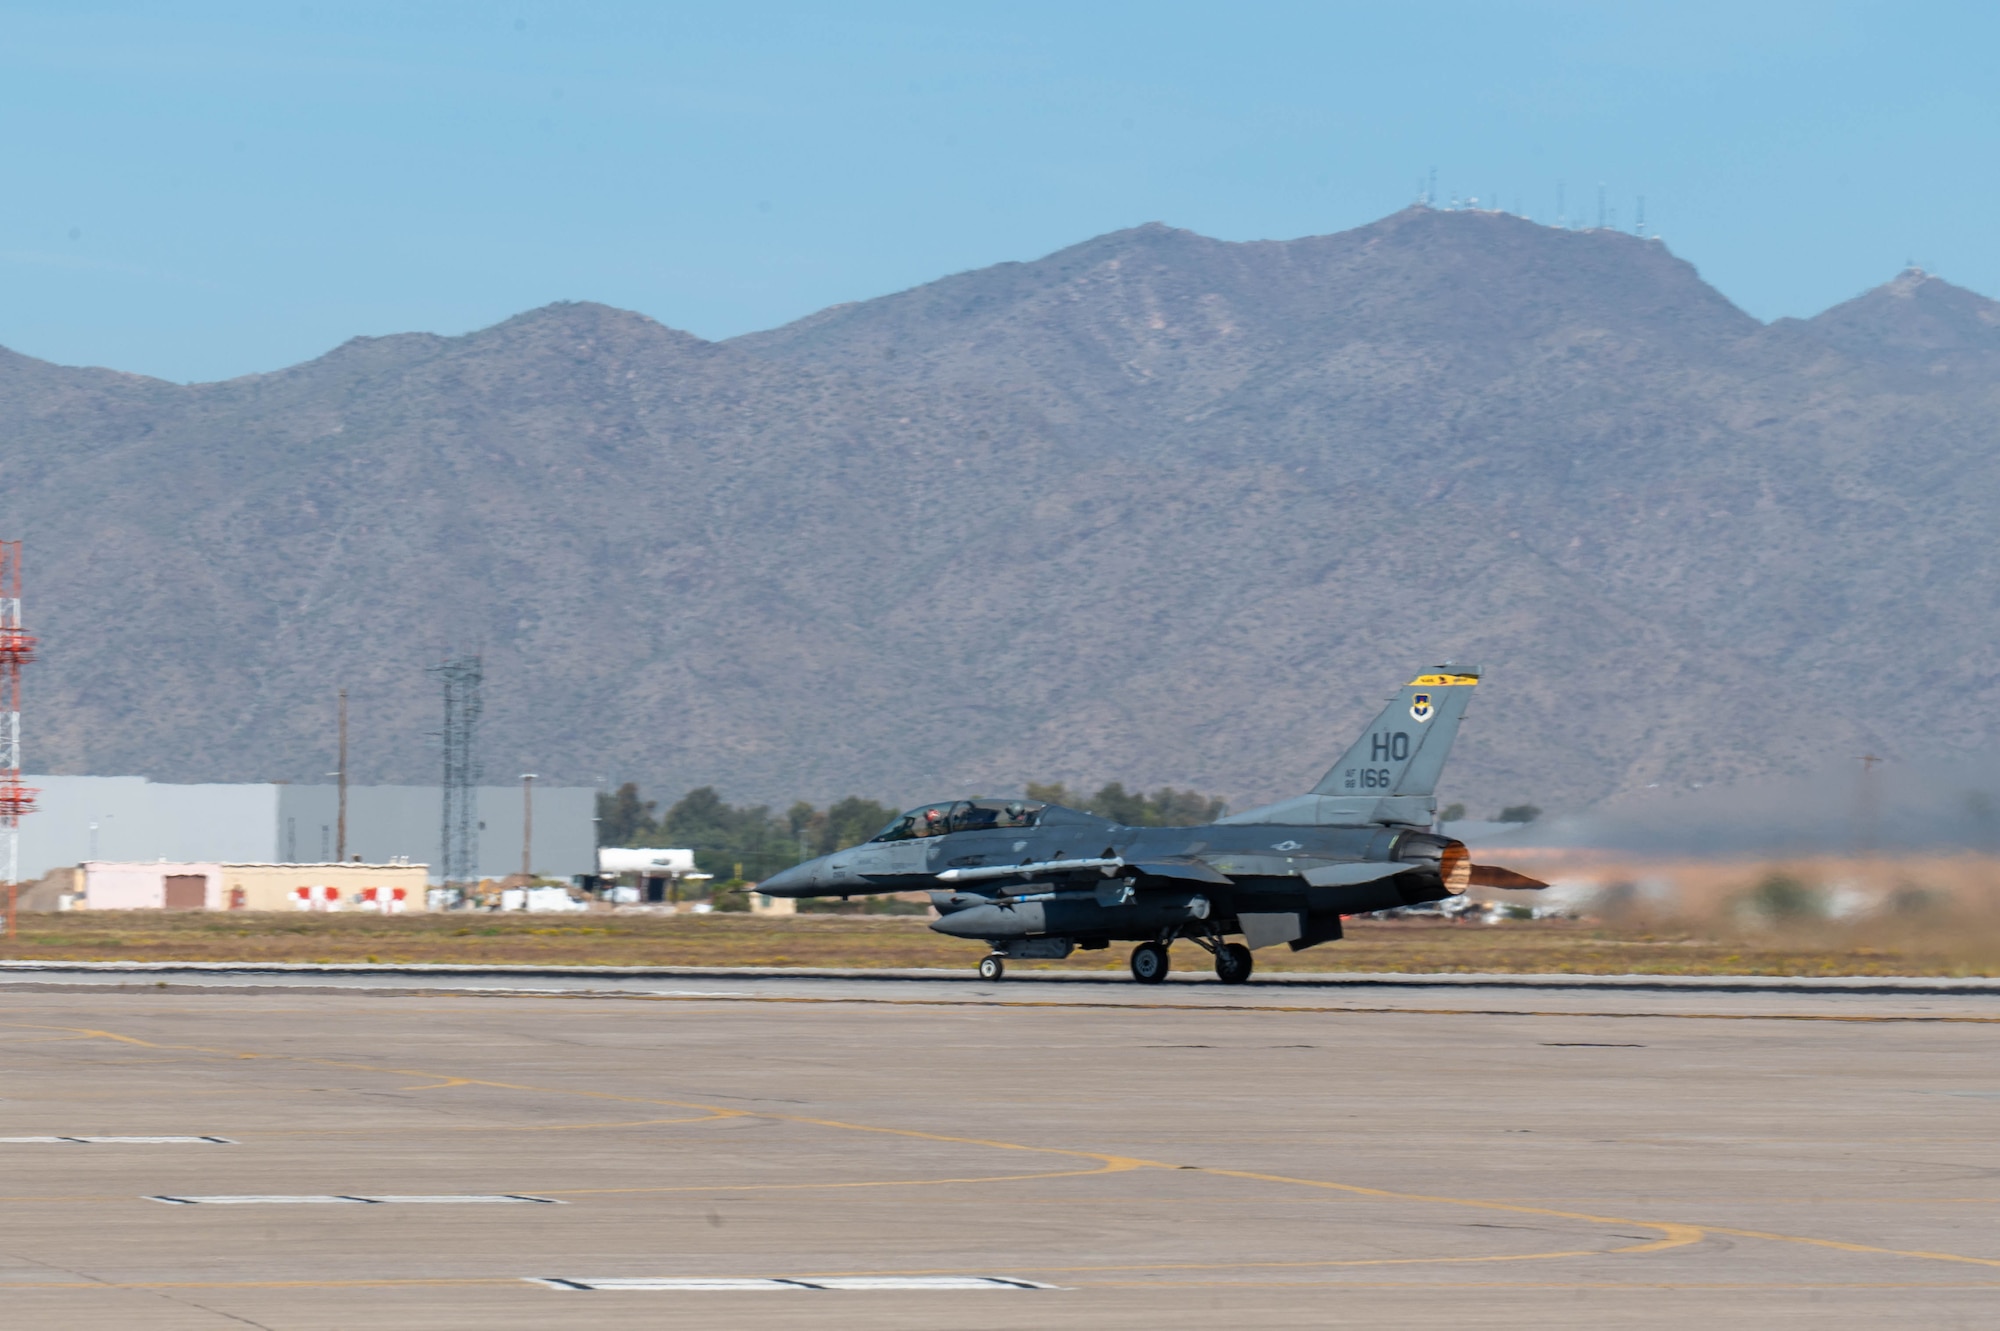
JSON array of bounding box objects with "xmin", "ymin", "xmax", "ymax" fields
[{"xmin": 978, "ymin": 954, "xmax": 1005, "ymax": 981}]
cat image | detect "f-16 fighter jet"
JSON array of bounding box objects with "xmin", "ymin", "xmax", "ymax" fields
[{"xmin": 758, "ymin": 666, "xmax": 1545, "ymax": 983}]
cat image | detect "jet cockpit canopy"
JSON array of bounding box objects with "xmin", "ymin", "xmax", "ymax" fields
[{"xmin": 871, "ymin": 798, "xmax": 1048, "ymax": 841}]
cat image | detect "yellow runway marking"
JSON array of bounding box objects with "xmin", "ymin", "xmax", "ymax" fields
[
  {"xmin": 1207, "ymin": 1167, "xmax": 2000, "ymax": 1269},
  {"xmin": 1691, "ymin": 1224, "xmax": 2000, "ymax": 1269},
  {"xmin": 8, "ymin": 1017, "xmax": 2000, "ymax": 1276},
  {"xmin": 395, "ymin": 1076, "xmax": 480, "ymax": 1090},
  {"xmin": 1195, "ymin": 1168, "xmax": 1709, "ymax": 1255}
]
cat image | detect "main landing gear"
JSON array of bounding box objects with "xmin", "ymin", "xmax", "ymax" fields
[
  {"xmin": 978, "ymin": 954, "xmax": 1005, "ymax": 981},
  {"xmin": 1130, "ymin": 932, "xmax": 1254, "ymax": 985},
  {"xmin": 1213, "ymin": 942, "xmax": 1253, "ymax": 985},
  {"xmin": 1129, "ymin": 941, "xmax": 1170, "ymax": 984},
  {"xmin": 1182, "ymin": 927, "xmax": 1254, "ymax": 985}
]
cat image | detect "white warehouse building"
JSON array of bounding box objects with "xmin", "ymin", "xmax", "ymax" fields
[{"xmin": 17, "ymin": 776, "xmax": 597, "ymax": 883}]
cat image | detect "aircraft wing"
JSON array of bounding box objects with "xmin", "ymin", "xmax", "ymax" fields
[
  {"xmin": 930, "ymin": 851, "xmax": 1545, "ymax": 891},
  {"xmin": 1301, "ymin": 861, "xmax": 1408, "ymax": 887},
  {"xmin": 1127, "ymin": 858, "xmax": 1233, "ymax": 886}
]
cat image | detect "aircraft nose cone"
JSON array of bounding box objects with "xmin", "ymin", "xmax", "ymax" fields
[{"xmin": 758, "ymin": 862, "xmax": 815, "ymax": 897}]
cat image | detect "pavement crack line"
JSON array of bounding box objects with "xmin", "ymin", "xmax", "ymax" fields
[
  {"xmin": 588, "ymin": 992, "xmax": 2000, "ymax": 1024},
  {"xmin": 9, "ymin": 1018, "xmax": 2000, "ymax": 1275},
  {"xmin": 0, "ymin": 1246, "xmax": 274, "ymax": 1326}
]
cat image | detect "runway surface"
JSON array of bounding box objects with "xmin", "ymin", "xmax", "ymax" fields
[{"xmin": 2, "ymin": 970, "xmax": 1998, "ymax": 1328}]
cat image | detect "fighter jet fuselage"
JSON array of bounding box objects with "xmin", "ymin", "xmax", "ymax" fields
[{"xmin": 756, "ymin": 667, "xmax": 1542, "ymax": 983}]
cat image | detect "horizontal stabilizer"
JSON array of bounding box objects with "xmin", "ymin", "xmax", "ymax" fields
[
  {"xmin": 1301, "ymin": 861, "xmax": 1408, "ymax": 887},
  {"xmin": 1468, "ymin": 864, "xmax": 1548, "ymax": 890}
]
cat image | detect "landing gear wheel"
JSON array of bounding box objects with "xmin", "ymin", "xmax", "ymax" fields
[
  {"xmin": 1214, "ymin": 942, "xmax": 1254, "ymax": 985},
  {"xmin": 978, "ymin": 954, "xmax": 1005, "ymax": 981},
  {"xmin": 1130, "ymin": 941, "xmax": 1170, "ymax": 985}
]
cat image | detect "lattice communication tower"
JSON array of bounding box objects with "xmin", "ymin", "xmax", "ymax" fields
[
  {"xmin": 430, "ymin": 654, "xmax": 483, "ymax": 896},
  {"xmin": 0, "ymin": 543, "xmax": 36, "ymax": 888}
]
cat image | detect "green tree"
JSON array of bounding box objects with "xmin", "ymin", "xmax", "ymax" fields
[
  {"xmin": 786, "ymin": 801, "xmax": 826, "ymax": 859},
  {"xmin": 1137, "ymin": 786, "xmax": 1229, "ymax": 826},
  {"xmin": 658, "ymin": 786, "xmax": 796, "ymax": 882},
  {"xmin": 1087, "ymin": 781, "xmax": 1148, "ymax": 826},
  {"xmin": 1024, "ymin": 781, "xmax": 1226, "ymax": 826},
  {"xmin": 1495, "ymin": 804, "xmax": 1542, "ymax": 824},
  {"xmin": 824, "ymin": 796, "xmax": 897, "ymax": 853},
  {"xmin": 783, "ymin": 796, "xmax": 896, "ymax": 859},
  {"xmin": 602, "ymin": 786, "xmax": 904, "ymax": 883},
  {"xmin": 710, "ymin": 865, "xmax": 753, "ymax": 912},
  {"xmin": 597, "ymin": 782, "xmax": 658, "ymax": 845}
]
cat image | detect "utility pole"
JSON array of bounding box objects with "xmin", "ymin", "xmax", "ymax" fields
[
  {"xmin": 520, "ymin": 773, "xmax": 537, "ymax": 879},
  {"xmin": 1856, "ymin": 754, "xmax": 1883, "ymax": 867},
  {"xmin": 336, "ymin": 688, "xmax": 348, "ymax": 862}
]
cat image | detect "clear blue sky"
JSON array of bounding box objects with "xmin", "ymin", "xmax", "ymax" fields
[{"xmin": 2, "ymin": 1, "xmax": 1993, "ymax": 382}]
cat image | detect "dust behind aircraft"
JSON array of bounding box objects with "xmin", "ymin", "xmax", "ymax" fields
[{"xmin": 760, "ymin": 667, "xmax": 1546, "ymax": 981}]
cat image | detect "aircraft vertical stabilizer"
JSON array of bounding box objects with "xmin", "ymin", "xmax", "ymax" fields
[{"xmin": 1219, "ymin": 666, "xmax": 1480, "ymax": 827}]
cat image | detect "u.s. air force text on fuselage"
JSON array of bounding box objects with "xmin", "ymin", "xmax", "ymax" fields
[{"xmin": 758, "ymin": 666, "xmax": 1543, "ymax": 983}]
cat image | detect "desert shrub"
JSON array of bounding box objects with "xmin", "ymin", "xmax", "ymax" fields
[
  {"xmin": 1885, "ymin": 884, "xmax": 1941, "ymax": 917},
  {"xmin": 1743, "ymin": 871, "xmax": 1822, "ymax": 922}
]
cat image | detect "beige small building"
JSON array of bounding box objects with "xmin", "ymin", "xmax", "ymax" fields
[{"xmin": 78, "ymin": 861, "xmax": 432, "ymax": 912}]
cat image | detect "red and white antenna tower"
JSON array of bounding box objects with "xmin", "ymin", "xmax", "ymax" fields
[{"xmin": 0, "ymin": 542, "xmax": 37, "ymax": 897}]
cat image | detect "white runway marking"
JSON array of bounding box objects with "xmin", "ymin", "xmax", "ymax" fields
[
  {"xmin": 0, "ymin": 1135, "xmax": 235, "ymax": 1144},
  {"xmin": 531, "ymin": 1275, "xmax": 1058, "ymax": 1291},
  {"xmin": 150, "ymin": 1195, "xmax": 365, "ymax": 1205},
  {"xmin": 359, "ymin": 1195, "xmax": 564, "ymax": 1204},
  {"xmin": 148, "ymin": 1193, "xmax": 561, "ymax": 1205}
]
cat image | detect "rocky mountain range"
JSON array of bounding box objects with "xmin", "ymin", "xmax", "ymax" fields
[{"xmin": 4, "ymin": 205, "xmax": 1998, "ymax": 817}]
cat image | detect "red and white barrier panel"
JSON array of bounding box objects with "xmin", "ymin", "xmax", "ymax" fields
[
  {"xmin": 355, "ymin": 886, "xmax": 408, "ymax": 914},
  {"xmin": 291, "ymin": 885, "xmax": 342, "ymax": 912}
]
